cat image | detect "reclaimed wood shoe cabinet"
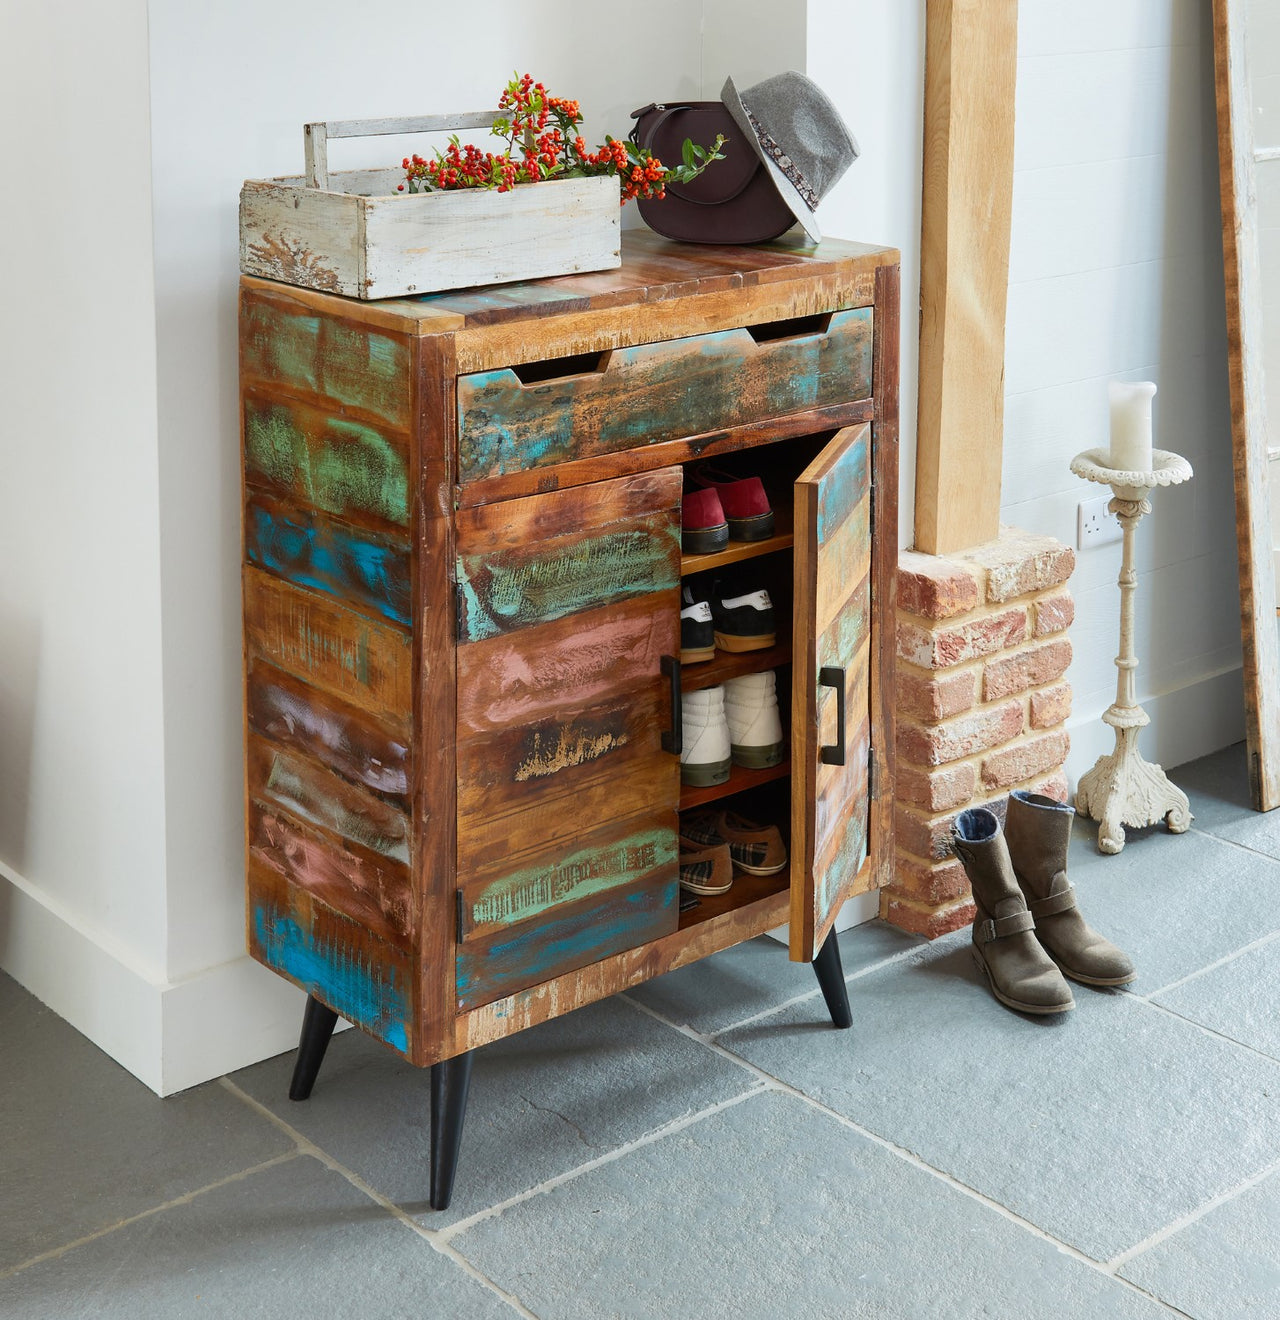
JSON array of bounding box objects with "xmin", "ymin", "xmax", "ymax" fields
[{"xmin": 239, "ymin": 233, "xmax": 899, "ymax": 1207}]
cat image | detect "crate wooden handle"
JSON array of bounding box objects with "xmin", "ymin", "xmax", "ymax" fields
[{"xmin": 304, "ymin": 111, "xmax": 502, "ymax": 190}]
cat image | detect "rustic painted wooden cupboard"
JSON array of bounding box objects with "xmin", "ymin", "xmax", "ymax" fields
[{"xmin": 239, "ymin": 233, "xmax": 899, "ymax": 1207}]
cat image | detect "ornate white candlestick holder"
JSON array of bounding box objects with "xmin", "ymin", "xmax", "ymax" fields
[{"xmin": 1069, "ymin": 448, "xmax": 1195, "ymax": 853}]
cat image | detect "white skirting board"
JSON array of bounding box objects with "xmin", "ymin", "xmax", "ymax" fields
[
  {"xmin": 0, "ymin": 860, "xmax": 333, "ymax": 1096},
  {"xmin": 0, "ymin": 659, "xmax": 1247, "ymax": 1095}
]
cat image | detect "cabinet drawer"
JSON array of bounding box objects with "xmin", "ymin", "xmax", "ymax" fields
[{"xmin": 456, "ymin": 307, "xmax": 873, "ymax": 486}]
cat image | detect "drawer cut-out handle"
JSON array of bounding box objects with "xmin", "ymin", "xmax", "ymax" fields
[
  {"xmin": 511, "ymin": 350, "xmax": 611, "ymax": 385},
  {"xmin": 819, "ymin": 665, "xmax": 846, "ymax": 766},
  {"xmin": 746, "ymin": 312, "xmax": 833, "ymax": 345}
]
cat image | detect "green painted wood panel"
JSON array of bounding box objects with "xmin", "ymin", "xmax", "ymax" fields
[{"xmin": 244, "ymin": 394, "xmax": 410, "ymax": 528}]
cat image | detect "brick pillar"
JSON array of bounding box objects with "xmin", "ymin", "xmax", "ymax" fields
[{"xmin": 881, "ymin": 527, "xmax": 1076, "ymax": 939}]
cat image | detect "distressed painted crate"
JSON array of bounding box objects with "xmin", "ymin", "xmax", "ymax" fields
[{"xmin": 240, "ymin": 112, "xmax": 621, "ymax": 300}]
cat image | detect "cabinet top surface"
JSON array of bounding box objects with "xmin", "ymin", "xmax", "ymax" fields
[{"xmin": 240, "ymin": 230, "xmax": 899, "ymax": 335}]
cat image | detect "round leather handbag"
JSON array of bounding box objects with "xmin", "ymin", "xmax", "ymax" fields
[{"xmin": 629, "ymin": 102, "xmax": 795, "ymax": 244}]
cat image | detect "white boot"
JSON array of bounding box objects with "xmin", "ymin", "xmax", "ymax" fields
[
  {"xmin": 724, "ymin": 671, "xmax": 785, "ymax": 769},
  {"xmin": 680, "ymin": 686, "xmax": 731, "ymax": 786}
]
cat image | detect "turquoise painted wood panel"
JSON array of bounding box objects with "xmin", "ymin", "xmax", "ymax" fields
[
  {"xmin": 815, "ymin": 428, "xmax": 870, "ymax": 546},
  {"xmin": 456, "ymin": 875, "xmax": 678, "ymax": 1011},
  {"xmin": 244, "ymin": 395, "xmax": 410, "ymax": 528},
  {"xmin": 245, "ymin": 495, "xmax": 412, "ymax": 627},
  {"xmin": 456, "ymin": 307, "xmax": 873, "ymax": 483},
  {"xmin": 251, "ymin": 900, "xmax": 410, "ymax": 1053}
]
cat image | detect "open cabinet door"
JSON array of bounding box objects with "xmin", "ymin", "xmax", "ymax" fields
[{"xmin": 790, "ymin": 424, "xmax": 874, "ymax": 961}]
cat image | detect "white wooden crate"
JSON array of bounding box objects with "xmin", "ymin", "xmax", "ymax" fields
[{"xmin": 239, "ymin": 113, "xmax": 621, "ymax": 300}]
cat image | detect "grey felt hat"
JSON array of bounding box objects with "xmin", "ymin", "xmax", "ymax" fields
[{"xmin": 720, "ymin": 71, "xmax": 859, "ymax": 244}]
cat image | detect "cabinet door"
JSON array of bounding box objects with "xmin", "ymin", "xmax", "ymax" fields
[
  {"xmin": 790, "ymin": 424, "xmax": 874, "ymax": 961},
  {"xmin": 453, "ymin": 468, "xmax": 683, "ymax": 1011}
]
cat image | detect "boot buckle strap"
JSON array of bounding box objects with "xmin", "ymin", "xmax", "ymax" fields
[
  {"xmin": 1029, "ymin": 885, "xmax": 1077, "ymax": 919},
  {"xmin": 976, "ymin": 910, "xmax": 1034, "ymax": 944}
]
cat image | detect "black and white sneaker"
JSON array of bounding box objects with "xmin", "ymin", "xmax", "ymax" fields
[
  {"xmin": 680, "ymin": 586, "xmax": 715, "ymax": 664},
  {"xmin": 711, "ymin": 585, "xmax": 776, "ymax": 653}
]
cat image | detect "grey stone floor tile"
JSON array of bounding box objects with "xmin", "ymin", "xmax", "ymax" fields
[
  {"xmin": 0, "ymin": 1154, "xmax": 514, "ymax": 1319},
  {"xmin": 1119, "ymin": 1167, "xmax": 1280, "ymax": 1320},
  {"xmin": 453, "ymin": 1089, "xmax": 1167, "ymax": 1320},
  {"xmin": 627, "ymin": 923, "xmax": 924, "ymax": 1035},
  {"xmin": 1060, "ymin": 816, "xmax": 1280, "ymax": 993},
  {"xmin": 1171, "ymin": 742, "xmax": 1280, "ymax": 861},
  {"xmin": 231, "ymin": 994, "xmax": 755, "ymax": 1228},
  {"xmin": 0, "ymin": 974, "xmax": 292, "ymax": 1273},
  {"xmin": 1153, "ymin": 935, "xmax": 1280, "ymax": 1060},
  {"xmin": 717, "ymin": 938, "xmax": 1280, "ymax": 1262}
]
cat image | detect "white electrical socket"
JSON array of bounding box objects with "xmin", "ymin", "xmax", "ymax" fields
[{"xmin": 1077, "ymin": 495, "xmax": 1122, "ymax": 549}]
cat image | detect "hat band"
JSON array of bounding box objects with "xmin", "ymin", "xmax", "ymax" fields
[{"xmin": 745, "ymin": 107, "xmax": 820, "ymax": 211}]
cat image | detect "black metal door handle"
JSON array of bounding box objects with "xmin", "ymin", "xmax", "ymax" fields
[
  {"xmin": 819, "ymin": 666, "xmax": 846, "ymax": 766},
  {"xmin": 661, "ymin": 655, "xmax": 682, "ymax": 754}
]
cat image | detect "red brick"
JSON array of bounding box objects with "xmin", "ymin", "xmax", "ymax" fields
[
  {"xmin": 982, "ymin": 638, "xmax": 1073, "ymax": 701},
  {"xmin": 897, "ymin": 608, "xmax": 1027, "ymax": 670},
  {"xmin": 1029, "ymin": 681, "xmax": 1072, "ymax": 730},
  {"xmin": 981, "ymin": 730, "xmax": 1071, "ymax": 790},
  {"xmin": 892, "ymin": 853, "xmax": 971, "ymax": 905},
  {"xmin": 963, "ymin": 528, "xmax": 1076, "ymax": 603},
  {"xmin": 895, "ymin": 804, "xmax": 957, "ymax": 862},
  {"xmin": 895, "ymin": 790, "xmax": 1018, "ymax": 862},
  {"xmin": 1025, "ymin": 771, "xmax": 1070, "ymax": 804},
  {"xmin": 897, "ymin": 699, "xmax": 1024, "ymax": 768},
  {"xmin": 880, "ymin": 893, "xmax": 976, "ymax": 939},
  {"xmin": 897, "ymin": 551, "xmax": 981, "ymax": 620},
  {"xmin": 1034, "ymin": 589, "xmax": 1075, "ymax": 637},
  {"xmin": 897, "ymin": 667, "xmax": 978, "ymax": 722},
  {"xmin": 897, "ymin": 761, "xmax": 977, "ymax": 812}
]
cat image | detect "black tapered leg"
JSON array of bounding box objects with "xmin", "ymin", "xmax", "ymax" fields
[
  {"xmin": 811, "ymin": 931, "xmax": 853, "ymax": 1029},
  {"xmin": 429, "ymin": 1050, "xmax": 475, "ymax": 1211},
  {"xmin": 288, "ymin": 996, "xmax": 340, "ymax": 1100}
]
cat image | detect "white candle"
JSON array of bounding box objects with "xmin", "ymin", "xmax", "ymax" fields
[{"xmin": 1108, "ymin": 381, "xmax": 1156, "ymax": 473}]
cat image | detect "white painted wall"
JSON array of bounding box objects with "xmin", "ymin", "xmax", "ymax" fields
[
  {"xmin": 807, "ymin": 0, "xmax": 926, "ymax": 552},
  {"xmin": 1001, "ymin": 0, "xmax": 1245, "ymax": 780},
  {"xmin": 0, "ymin": 0, "xmax": 172, "ymax": 1088}
]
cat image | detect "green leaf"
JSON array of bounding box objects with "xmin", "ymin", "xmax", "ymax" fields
[{"xmin": 682, "ymin": 138, "xmax": 696, "ymax": 169}]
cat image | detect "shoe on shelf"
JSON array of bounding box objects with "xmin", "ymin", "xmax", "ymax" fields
[
  {"xmin": 691, "ymin": 462, "xmax": 775, "ymax": 542},
  {"xmin": 682, "ymin": 809, "xmax": 788, "ymax": 876},
  {"xmin": 679, "ymin": 836, "xmax": 734, "ymax": 895},
  {"xmin": 680, "ymin": 585, "xmax": 716, "ymax": 664},
  {"xmin": 682, "ymin": 487, "xmax": 729, "ymax": 555},
  {"xmin": 711, "ymin": 582, "xmax": 776, "ymax": 652},
  {"xmin": 680, "ymin": 687, "xmax": 731, "ymax": 787},
  {"xmin": 724, "ymin": 670, "xmax": 786, "ymax": 768}
]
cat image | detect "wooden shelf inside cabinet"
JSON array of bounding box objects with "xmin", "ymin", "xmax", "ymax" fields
[
  {"xmin": 680, "ymin": 760, "xmax": 791, "ymax": 811},
  {"xmin": 678, "ymin": 870, "xmax": 789, "ymax": 931},
  {"xmin": 680, "ymin": 508, "xmax": 794, "ymax": 576},
  {"xmin": 681, "ymin": 643, "xmax": 792, "ymax": 692}
]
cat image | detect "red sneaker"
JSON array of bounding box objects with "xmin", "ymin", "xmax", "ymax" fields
[
  {"xmin": 682, "ymin": 487, "xmax": 729, "ymax": 554},
  {"xmin": 691, "ymin": 463, "xmax": 775, "ymax": 541}
]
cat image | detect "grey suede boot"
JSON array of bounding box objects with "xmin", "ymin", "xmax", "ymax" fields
[
  {"xmin": 1004, "ymin": 791, "xmax": 1136, "ymax": 987},
  {"xmin": 952, "ymin": 807, "xmax": 1074, "ymax": 1015}
]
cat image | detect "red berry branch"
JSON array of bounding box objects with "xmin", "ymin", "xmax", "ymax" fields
[{"xmin": 396, "ymin": 73, "xmax": 726, "ymax": 202}]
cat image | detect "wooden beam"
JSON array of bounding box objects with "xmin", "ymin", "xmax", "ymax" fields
[
  {"xmin": 1212, "ymin": 0, "xmax": 1280, "ymax": 811},
  {"xmin": 914, "ymin": 0, "xmax": 1018, "ymax": 556}
]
